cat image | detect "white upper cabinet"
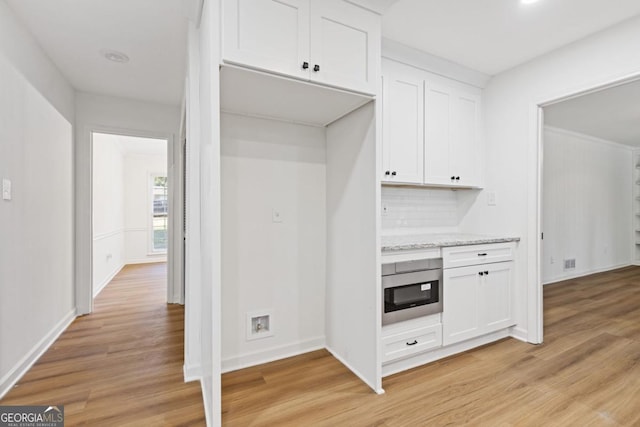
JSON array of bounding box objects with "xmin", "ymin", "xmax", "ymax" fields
[
  {"xmin": 223, "ymin": 0, "xmax": 310, "ymax": 80},
  {"xmin": 382, "ymin": 59, "xmax": 483, "ymax": 188},
  {"xmin": 223, "ymin": 0, "xmax": 380, "ymax": 95},
  {"xmin": 423, "ymin": 82, "xmax": 453, "ymax": 185},
  {"xmin": 450, "ymin": 91, "xmax": 481, "ymax": 187},
  {"xmin": 382, "ymin": 67, "xmax": 424, "ymax": 184}
]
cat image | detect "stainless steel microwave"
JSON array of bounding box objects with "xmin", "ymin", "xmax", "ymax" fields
[{"xmin": 382, "ymin": 258, "xmax": 443, "ymax": 325}]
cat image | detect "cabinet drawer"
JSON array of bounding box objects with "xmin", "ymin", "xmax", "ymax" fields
[
  {"xmin": 443, "ymin": 242, "xmax": 515, "ymax": 269},
  {"xmin": 381, "ymin": 324, "xmax": 442, "ymax": 363}
]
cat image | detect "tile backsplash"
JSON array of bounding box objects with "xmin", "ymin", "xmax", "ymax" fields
[{"xmin": 381, "ymin": 186, "xmax": 459, "ymax": 234}]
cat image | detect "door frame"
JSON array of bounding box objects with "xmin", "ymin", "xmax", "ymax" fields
[
  {"xmin": 77, "ymin": 125, "xmax": 181, "ymax": 315},
  {"xmin": 532, "ymin": 71, "xmax": 640, "ymax": 344}
]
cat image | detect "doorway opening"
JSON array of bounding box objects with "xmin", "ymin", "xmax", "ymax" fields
[
  {"xmin": 536, "ymin": 74, "xmax": 640, "ymax": 342},
  {"xmin": 91, "ymin": 132, "xmax": 169, "ymax": 299}
]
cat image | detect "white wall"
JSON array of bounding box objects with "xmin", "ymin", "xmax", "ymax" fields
[
  {"xmin": 124, "ymin": 152, "xmax": 168, "ymax": 264},
  {"xmin": 220, "ymin": 113, "xmax": 327, "ymax": 371},
  {"xmin": 0, "ymin": 1, "xmax": 75, "ymax": 398},
  {"xmin": 326, "ymin": 101, "xmax": 381, "ymax": 393},
  {"xmin": 542, "ymin": 127, "xmax": 631, "ymax": 284},
  {"xmin": 92, "ymin": 134, "xmax": 126, "ymax": 295},
  {"xmin": 75, "ymin": 92, "xmax": 181, "ymax": 313},
  {"xmin": 458, "ymin": 15, "xmax": 640, "ymax": 343},
  {"xmin": 192, "ymin": 0, "xmax": 222, "ymax": 423}
]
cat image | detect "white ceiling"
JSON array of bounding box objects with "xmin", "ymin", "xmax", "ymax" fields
[
  {"xmin": 7, "ymin": 0, "xmax": 640, "ymax": 108},
  {"xmin": 544, "ymin": 79, "xmax": 640, "ymax": 147},
  {"xmin": 7, "ymin": 0, "xmax": 188, "ymax": 106},
  {"xmin": 383, "ymin": 0, "xmax": 640, "ymax": 75}
]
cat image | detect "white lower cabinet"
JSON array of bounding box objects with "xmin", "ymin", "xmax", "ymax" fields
[
  {"xmin": 442, "ymin": 260, "xmax": 514, "ymax": 346},
  {"xmin": 381, "ymin": 322, "xmax": 442, "ymax": 363}
]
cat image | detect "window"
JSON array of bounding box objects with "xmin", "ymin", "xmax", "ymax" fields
[{"xmin": 151, "ymin": 175, "xmax": 168, "ymax": 252}]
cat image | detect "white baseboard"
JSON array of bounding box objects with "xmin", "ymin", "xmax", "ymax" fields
[
  {"xmin": 125, "ymin": 257, "xmax": 167, "ymax": 265},
  {"xmin": 543, "ymin": 263, "xmax": 630, "ymax": 285},
  {"xmin": 509, "ymin": 326, "xmax": 529, "ymax": 343},
  {"xmin": 94, "ymin": 262, "xmax": 125, "ymax": 297},
  {"xmin": 221, "ymin": 337, "xmax": 325, "ymax": 373},
  {"xmin": 325, "ymin": 345, "xmax": 383, "ymax": 394},
  {"xmin": 381, "ymin": 329, "xmax": 510, "ymax": 377},
  {"xmin": 200, "ymin": 377, "xmax": 212, "ymax": 427},
  {"xmin": 0, "ymin": 309, "xmax": 76, "ymax": 399},
  {"xmin": 183, "ymin": 363, "xmax": 202, "ymax": 382}
]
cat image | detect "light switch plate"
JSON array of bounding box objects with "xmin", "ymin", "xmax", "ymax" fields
[
  {"xmin": 2, "ymin": 178, "xmax": 11, "ymax": 200},
  {"xmin": 272, "ymin": 208, "xmax": 283, "ymax": 223},
  {"xmin": 486, "ymin": 191, "xmax": 496, "ymax": 206}
]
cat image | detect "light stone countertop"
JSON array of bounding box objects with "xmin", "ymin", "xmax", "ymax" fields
[{"xmin": 381, "ymin": 233, "xmax": 520, "ymax": 252}]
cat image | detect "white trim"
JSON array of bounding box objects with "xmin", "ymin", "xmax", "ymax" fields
[
  {"xmin": 93, "ymin": 228, "xmax": 125, "ymax": 241},
  {"xmin": 509, "ymin": 326, "xmax": 529, "ymax": 343},
  {"xmin": 326, "ymin": 346, "xmax": 384, "ymax": 395},
  {"xmin": 381, "ymin": 329, "xmax": 510, "ymax": 377},
  {"xmin": 221, "ymin": 337, "xmax": 326, "ymax": 373},
  {"xmin": 0, "ymin": 309, "xmax": 76, "ymax": 399},
  {"xmin": 94, "ymin": 262, "xmax": 125, "ymax": 297},
  {"xmin": 124, "ymin": 227, "xmax": 147, "ymax": 232},
  {"xmin": 382, "ymin": 38, "xmax": 491, "ymax": 89},
  {"xmin": 343, "ymin": 0, "xmax": 396, "ymax": 15},
  {"xmin": 200, "ymin": 377, "xmax": 212, "ymax": 427},
  {"xmin": 534, "ymin": 71, "xmax": 640, "ymax": 347},
  {"xmin": 126, "ymin": 257, "xmax": 167, "ymax": 265},
  {"xmin": 183, "ymin": 363, "xmax": 202, "ymax": 382},
  {"xmin": 80, "ymin": 125, "xmax": 175, "ymax": 316},
  {"xmin": 543, "ymin": 263, "xmax": 631, "ymax": 285},
  {"xmin": 544, "ymin": 125, "xmax": 635, "ymax": 152}
]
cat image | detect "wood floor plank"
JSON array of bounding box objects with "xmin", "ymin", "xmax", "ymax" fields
[
  {"xmin": 222, "ymin": 266, "xmax": 640, "ymax": 426},
  {"xmin": 0, "ymin": 263, "xmax": 205, "ymax": 426}
]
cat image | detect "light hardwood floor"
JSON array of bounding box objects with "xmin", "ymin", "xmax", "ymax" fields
[
  {"xmin": 222, "ymin": 266, "xmax": 640, "ymax": 426},
  {"xmin": 0, "ymin": 263, "xmax": 205, "ymax": 426}
]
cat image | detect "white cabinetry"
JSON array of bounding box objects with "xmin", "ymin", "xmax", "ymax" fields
[
  {"xmin": 424, "ymin": 85, "xmax": 481, "ymax": 186},
  {"xmin": 442, "ymin": 243, "xmax": 515, "ymax": 346},
  {"xmin": 381, "ymin": 63, "xmax": 424, "ymax": 184},
  {"xmin": 381, "ymin": 59, "xmax": 483, "ymax": 188},
  {"xmin": 223, "ymin": 0, "xmax": 380, "ymax": 95},
  {"xmin": 381, "ymin": 315, "xmax": 442, "ymax": 363}
]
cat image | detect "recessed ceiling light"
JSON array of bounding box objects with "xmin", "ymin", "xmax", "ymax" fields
[
  {"xmin": 100, "ymin": 49, "xmax": 130, "ymax": 63},
  {"xmin": 521, "ymin": 0, "xmax": 540, "ymax": 4}
]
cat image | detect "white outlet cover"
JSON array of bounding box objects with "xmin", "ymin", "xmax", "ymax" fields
[
  {"xmin": 2, "ymin": 178, "xmax": 11, "ymax": 200},
  {"xmin": 272, "ymin": 209, "xmax": 283, "ymax": 223},
  {"xmin": 486, "ymin": 191, "xmax": 496, "ymax": 206}
]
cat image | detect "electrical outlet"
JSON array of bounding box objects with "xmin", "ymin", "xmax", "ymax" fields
[
  {"xmin": 2, "ymin": 178, "xmax": 11, "ymax": 201},
  {"xmin": 272, "ymin": 209, "xmax": 283, "ymax": 223},
  {"xmin": 550, "ymin": 256, "xmax": 555, "ymax": 264}
]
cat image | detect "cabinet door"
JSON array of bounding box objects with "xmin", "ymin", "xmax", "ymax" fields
[
  {"xmin": 223, "ymin": 0, "xmax": 310, "ymax": 80},
  {"xmin": 309, "ymin": 0, "xmax": 380, "ymax": 95},
  {"xmin": 443, "ymin": 265, "xmax": 481, "ymax": 346},
  {"xmin": 451, "ymin": 91, "xmax": 482, "ymax": 187},
  {"xmin": 382, "ymin": 73, "xmax": 424, "ymax": 184},
  {"xmin": 423, "ymin": 82, "xmax": 454, "ymax": 186},
  {"xmin": 481, "ymin": 262, "xmax": 514, "ymax": 333}
]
